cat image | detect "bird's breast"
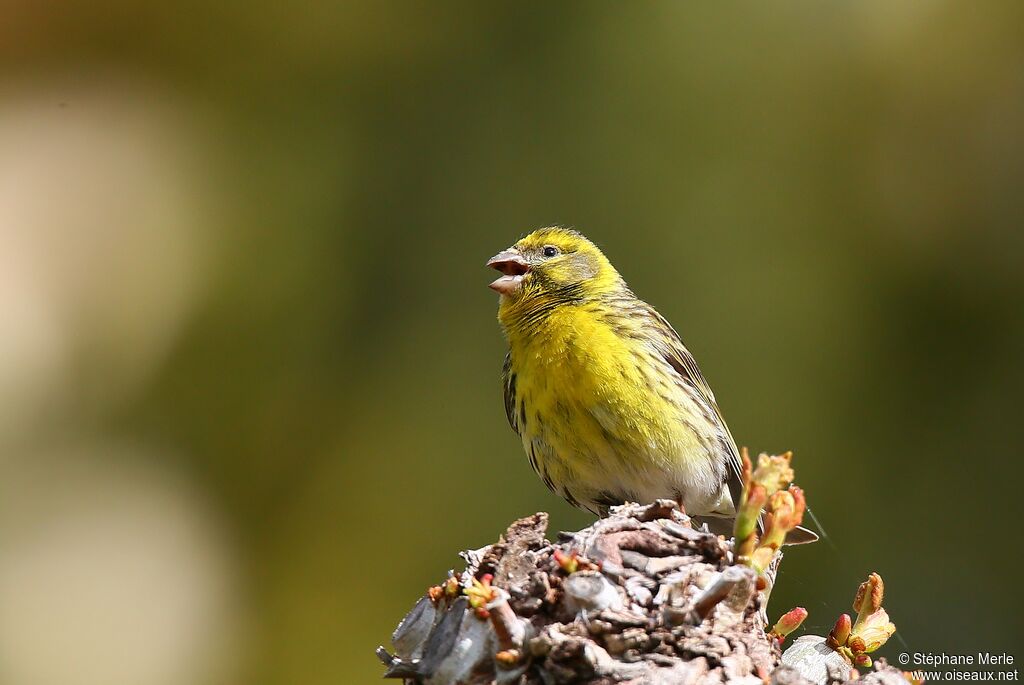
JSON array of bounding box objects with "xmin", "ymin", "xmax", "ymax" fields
[
  {"xmin": 506, "ymin": 304, "xmax": 728, "ymax": 513},
  {"xmin": 510, "ymin": 308, "xmax": 706, "ymax": 463}
]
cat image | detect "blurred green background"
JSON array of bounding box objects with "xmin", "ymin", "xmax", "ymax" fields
[{"xmin": 1, "ymin": 2, "xmax": 1023, "ymax": 683}]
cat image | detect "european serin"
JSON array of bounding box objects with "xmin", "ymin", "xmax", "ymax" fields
[{"xmin": 488, "ymin": 226, "xmax": 816, "ymax": 543}]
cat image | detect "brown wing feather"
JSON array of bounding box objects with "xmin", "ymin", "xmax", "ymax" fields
[
  {"xmin": 647, "ymin": 306, "xmax": 818, "ymax": 544},
  {"xmin": 645, "ymin": 307, "xmax": 746, "ymax": 511}
]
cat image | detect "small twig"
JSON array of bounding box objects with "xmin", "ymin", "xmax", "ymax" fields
[
  {"xmin": 680, "ymin": 566, "xmax": 753, "ymax": 624},
  {"xmin": 488, "ymin": 595, "xmax": 523, "ymax": 651},
  {"xmin": 375, "ymin": 646, "xmax": 419, "ymax": 679}
]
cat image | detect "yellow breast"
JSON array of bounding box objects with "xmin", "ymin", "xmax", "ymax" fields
[{"xmin": 505, "ymin": 302, "xmax": 720, "ymax": 511}]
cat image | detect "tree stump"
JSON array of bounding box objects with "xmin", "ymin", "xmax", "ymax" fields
[{"xmin": 376, "ymin": 501, "xmax": 905, "ymax": 685}]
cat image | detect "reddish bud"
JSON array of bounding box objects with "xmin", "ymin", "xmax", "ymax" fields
[
  {"xmin": 853, "ymin": 573, "xmax": 885, "ymax": 625},
  {"xmin": 769, "ymin": 607, "xmax": 808, "ymax": 641},
  {"xmin": 828, "ymin": 613, "xmax": 852, "ymax": 649},
  {"xmin": 553, "ymin": 549, "xmax": 579, "ymax": 574}
]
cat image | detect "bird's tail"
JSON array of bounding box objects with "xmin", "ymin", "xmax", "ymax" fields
[{"xmin": 783, "ymin": 525, "xmax": 819, "ymax": 545}]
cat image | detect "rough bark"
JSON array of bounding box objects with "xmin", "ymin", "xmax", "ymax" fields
[{"xmin": 376, "ymin": 501, "xmax": 904, "ymax": 685}]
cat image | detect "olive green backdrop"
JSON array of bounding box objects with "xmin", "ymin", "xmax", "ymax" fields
[{"xmin": 1, "ymin": 2, "xmax": 1022, "ymax": 684}]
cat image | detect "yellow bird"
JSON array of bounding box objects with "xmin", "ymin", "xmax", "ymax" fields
[{"xmin": 488, "ymin": 226, "xmax": 816, "ymax": 543}]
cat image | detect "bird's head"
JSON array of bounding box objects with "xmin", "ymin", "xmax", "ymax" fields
[{"xmin": 487, "ymin": 227, "xmax": 623, "ymax": 306}]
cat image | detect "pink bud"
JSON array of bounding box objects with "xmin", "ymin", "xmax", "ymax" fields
[
  {"xmin": 854, "ymin": 653, "xmax": 873, "ymax": 668},
  {"xmin": 829, "ymin": 613, "xmax": 852, "ymax": 648},
  {"xmin": 770, "ymin": 607, "xmax": 808, "ymax": 639}
]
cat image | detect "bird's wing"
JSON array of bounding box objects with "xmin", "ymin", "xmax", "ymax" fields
[
  {"xmin": 647, "ymin": 307, "xmax": 819, "ymax": 544},
  {"xmin": 502, "ymin": 351, "xmax": 520, "ymax": 435},
  {"xmin": 646, "ymin": 308, "xmax": 746, "ymax": 511}
]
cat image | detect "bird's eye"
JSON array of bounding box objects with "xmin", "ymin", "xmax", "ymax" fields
[{"xmin": 543, "ymin": 246, "xmax": 558, "ymax": 258}]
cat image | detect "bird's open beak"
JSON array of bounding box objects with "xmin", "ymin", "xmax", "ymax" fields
[{"xmin": 487, "ymin": 249, "xmax": 530, "ymax": 295}]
